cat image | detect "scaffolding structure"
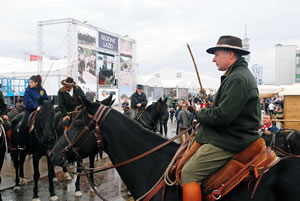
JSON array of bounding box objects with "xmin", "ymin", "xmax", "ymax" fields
[{"xmin": 37, "ymin": 18, "xmax": 85, "ymax": 78}]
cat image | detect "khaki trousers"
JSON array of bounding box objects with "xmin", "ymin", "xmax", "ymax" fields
[
  {"xmin": 181, "ymin": 143, "xmax": 235, "ymax": 185},
  {"xmin": 179, "ymin": 128, "xmax": 189, "ymax": 144}
]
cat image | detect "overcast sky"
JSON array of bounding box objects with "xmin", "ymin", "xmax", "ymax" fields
[{"xmin": 1, "ymin": 0, "xmax": 300, "ymax": 83}]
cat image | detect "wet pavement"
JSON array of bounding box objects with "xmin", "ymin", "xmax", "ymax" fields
[{"xmin": 0, "ymin": 120, "xmax": 178, "ymax": 201}]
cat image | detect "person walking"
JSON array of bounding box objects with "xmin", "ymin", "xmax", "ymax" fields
[
  {"xmin": 177, "ymin": 104, "xmax": 192, "ymax": 144},
  {"xmin": 181, "ymin": 35, "xmax": 261, "ymax": 201}
]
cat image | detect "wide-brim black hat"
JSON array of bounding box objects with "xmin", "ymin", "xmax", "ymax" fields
[
  {"xmin": 206, "ymin": 35, "xmax": 250, "ymax": 55},
  {"xmin": 61, "ymin": 77, "xmax": 76, "ymax": 87}
]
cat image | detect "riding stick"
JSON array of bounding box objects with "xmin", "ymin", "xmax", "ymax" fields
[{"xmin": 186, "ymin": 44, "xmax": 208, "ymax": 102}]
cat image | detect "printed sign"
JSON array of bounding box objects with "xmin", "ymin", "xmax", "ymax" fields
[{"xmin": 98, "ymin": 31, "xmax": 119, "ymax": 52}]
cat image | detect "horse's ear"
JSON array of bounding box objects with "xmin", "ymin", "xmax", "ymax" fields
[
  {"xmin": 109, "ymin": 99, "xmax": 115, "ymax": 107},
  {"xmin": 38, "ymin": 97, "xmax": 44, "ymax": 106},
  {"xmin": 50, "ymin": 98, "xmax": 55, "ymax": 106},
  {"xmin": 101, "ymin": 94, "xmax": 113, "ymax": 106},
  {"xmin": 164, "ymin": 97, "xmax": 168, "ymax": 102},
  {"xmin": 158, "ymin": 98, "xmax": 162, "ymax": 103},
  {"xmin": 81, "ymin": 96, "xmax": 93, "ymax": 109}
]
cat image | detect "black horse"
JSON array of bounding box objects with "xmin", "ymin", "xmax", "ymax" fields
[
  {"xmin": 262, "ymin": 128, "xmax": 300, "ymax": 155},
  {"xmin": 10, "ymin": 99, "xmax": 58, "ymax": 201},
  {"xmin": 50, "ymin": 99, "xmax": 300, "ymax": 201},
  {"xmin": 124, "ymin": 97, "xmax": 169, "ymax": 132},
  {"xmin": 0, "ymin": 118, "xmax": 8, "ymax": 201},
  {"xmin": 53, "ymin": 95, "xmax": 115, "ymax": 196}
]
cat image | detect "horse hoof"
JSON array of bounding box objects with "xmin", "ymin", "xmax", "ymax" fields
[
  {"xmin": 20, "ymin": 178, "xmax": 27, "ymax": 185},
  {"xmin": 32, "ymin": 197, "xmax": 41, "ymax": 201},
  {"xmin": 50, "ymin": 195, "xmax": 58, "ymax": 201},
  {"xmin": 13, "ymin": 186, "xmax": 21, "ymax": 191},
  {"xmin": 74, "ymin": 191, "xmax": 82, "ymax": 197},
  {"xmin": 63, "ymin": 172, "xmax": 72, "ymax": 181},
  {"xmin": 52, "ymin": 177, "xmax": 58, "ymax": 184}
]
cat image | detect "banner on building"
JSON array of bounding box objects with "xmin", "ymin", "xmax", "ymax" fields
[
  {"xmin": 30, "ymin": 55, "xmax": 42, "ymax": 61},
  {"xmin": 97, "ymin": 52, "xmax": 116, "ymax": 86},
  {"xmin": 120, "ymin": 38, "xmax": 133, "ymax": 57},
  {"xmin": 78, "ymin": 46, "xmax": 97, "ymax": 95},
  {"xmin": 78, "ymin": 26, "xmax": 97, "ymax": 47},
  {"xmin": 98, "ymin": 31, "xmax": 118, "ymax": 52}
]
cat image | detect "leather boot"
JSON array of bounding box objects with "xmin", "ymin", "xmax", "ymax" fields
[{"xmin": 183, "ymin": 182, "xmax": 202, "ymax": 201}]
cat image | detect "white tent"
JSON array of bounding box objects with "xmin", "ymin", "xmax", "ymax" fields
[
  {"xmin": 138, "ymin": 68, "xmax": 220, "ymax": 90},
  {"xmin": 0, "ymin": 56, "xmax": 68, "ymax": 95}
]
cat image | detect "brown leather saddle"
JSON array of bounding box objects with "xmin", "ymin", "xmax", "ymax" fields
[
  {"xmin": 176, "ymin": 138, "xmax": 280, "ymax": 201},
  {"xmin": 202, "ymin": 138, "xmax": 279, "ymax": 200}
]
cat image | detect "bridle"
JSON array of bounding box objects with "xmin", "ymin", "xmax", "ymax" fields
[
  {"xmin": 61, "ymin": 104, "xmax": 112, "ymax": 201},
  {"xmin": 137, "ymin": 102, "xmax": 167, "ymax": 131},
  {"xmin": 33, "ymin": 106, "xmax": 58, "ymax": 148},
  {"xmin": 62, "ymin": 104, "xmax": 111, "ymax": 159},
  {"xmin": 268, "ymin": 128, "xmax": 300, "ymax": 158}
]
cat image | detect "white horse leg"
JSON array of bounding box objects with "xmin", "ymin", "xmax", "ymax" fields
[
  {"xmin": 19, "ymin": 177, "xmax": 27, "ymax": 185},
  {"xmin": 49, "ymin": 195, "xmax": 59, "ymax": 201},
  {"xmin": 74, "ymin": 191, "xmax": 82, "ymax": 197}
]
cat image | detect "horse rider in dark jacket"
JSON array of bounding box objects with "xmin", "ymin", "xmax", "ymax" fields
[
  {"xmin": 58, "ymin": 77, "xmax": 86, "ymax": 130},
  {"xmin": 130, "ymin": 84, "xmax": 147, "ymax": 119},
  {"xmin": 180, "ymin": 36, "xmax": 261, "ymax": 201},
  {"xmin": 18, "ymin": 75, "xmax": 48, "ymax": 150},
  {"xmin": 0, "ymin": 84, "xmax": 12, "ymax": 141}
]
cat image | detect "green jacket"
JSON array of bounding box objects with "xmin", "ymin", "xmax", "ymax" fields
[
  {"xmin": 195, "ymin": 57, "xmax": 260, "ymax": 152},
  {"xmin": 0, "ymin": 91, "xmax": 7, "ymax": 115},
  {"xmin": 58, "ymin": 86, "xmax": 85, "ymax": 117}
]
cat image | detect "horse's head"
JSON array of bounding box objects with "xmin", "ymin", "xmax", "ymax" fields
[
  {"xmin": 50, "ymin": 97, "xmax": 111, "ymax": 166},
  {"xmin": 35, "ymin": 99, "xmax": 57, "ymax": 148},
  {"xmin": 157, "ymin": 97, "xmax": 169, "ymax": 123}
]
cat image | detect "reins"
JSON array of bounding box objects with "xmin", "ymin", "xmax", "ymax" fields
[
  {"xmin": 62, "ymin": 104, "xmax": 111, "ymax": 201},
  {"xmin": 78, "ymin": 123, "xmax": 197, "ymax": 175}
]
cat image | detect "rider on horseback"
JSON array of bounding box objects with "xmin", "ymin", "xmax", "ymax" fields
[
  {"xmin": 18, "ymin": 75, "xmax": 48, "ymax": 150},
  {"xmin": 130, "ymin": 84, "xmax": 147, "ymax": 119},
  {"xmin": 58, "ymin": 77, "xmax": 86, "ymax": 130},
  {"xmin": 180, "ymin": 36, "xmax": 261, "ymax": 201},
  {"xmin": 0, "ymin": 84, "xmax": 12, "ymax": 140}
]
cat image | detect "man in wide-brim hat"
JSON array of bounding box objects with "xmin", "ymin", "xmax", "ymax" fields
[
  {"xmin": 180, "ymin": 35, "xmax": 261, "ymax": 201},
  {"xmin": 61, "ymin": 77, "xmax": 76, "ymax": 87},
  {"xmin": 58, "ymin": 77, "xmax": 85, "ymax": 130}
]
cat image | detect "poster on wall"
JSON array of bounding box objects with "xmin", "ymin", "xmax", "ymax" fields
[
  {"xmin": 77, "ymin": 46, "xmax": 97, "ymax": 100},
  {"xmin": 97, "ymin": 52, "xmax": 116, "ymax": 86},
  {"xmin": 119, "ymin": 39, "xmax": 134, "ymax": 85},
  {"xmin": 98, "ymin": 88, "xmax": 119, "ymax": 102},
  {"xmin": 78, "ymin": 26, "xmax": 97, "ymax": 48}
]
